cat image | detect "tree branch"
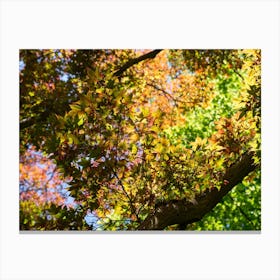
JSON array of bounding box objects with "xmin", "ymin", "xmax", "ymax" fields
[
  {"xmin": 146, "ymin": 82, "xmax": 179, "ymax": 103},
  {"xmin": 114, "ymin": 50, "xmax": 163, "ymax": 77},
  {"xmin": 20, "ymin": 50, "xmax": 163, "ymax": 130},
  {"xmin": 20, "ymin": 110, "xmax": 51, "ymax": 130},
  {"xmin": 138, "ymin": 152, "xmax": 258, "ymax": 230}
]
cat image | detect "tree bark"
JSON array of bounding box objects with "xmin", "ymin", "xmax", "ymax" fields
[{"xmin": 138, "ymin": 152, "xmax": 258, "ymax": 230}]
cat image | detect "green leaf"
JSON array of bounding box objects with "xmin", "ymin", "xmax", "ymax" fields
[{"xmin": 78, "ymin": 118, "xmax": 84, "ymax": 126}]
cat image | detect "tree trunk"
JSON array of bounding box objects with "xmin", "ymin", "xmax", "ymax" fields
[{"xmin": 138, "ymin": 152, "xmax": 258, "ymax": 230}]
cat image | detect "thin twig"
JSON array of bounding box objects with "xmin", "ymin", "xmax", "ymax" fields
[
  {"xmin": 146, "ymin": 82, "xmax": 179, "ymax": 103},
  {"xmin": 110, "ymin": 167, "xmax": 139, "ymax": 220}
]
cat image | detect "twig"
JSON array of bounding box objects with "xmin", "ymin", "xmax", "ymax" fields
[{"xmin": 110, "ymin": 167, "xmax": 139, "ymax": 220}]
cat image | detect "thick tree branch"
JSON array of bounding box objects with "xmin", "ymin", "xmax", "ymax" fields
[
  {"xmin": 114, "ymin": 50, "xmax": 163, "ymax": 77},
  {"xmin": 138, "ymin": 152, "xmax": 258, "ymax": 230}
]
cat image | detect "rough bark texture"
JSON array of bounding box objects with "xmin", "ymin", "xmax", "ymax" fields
[{"xmin": 138, "ymin": 152, "xmax": 258, "ymax": 230}]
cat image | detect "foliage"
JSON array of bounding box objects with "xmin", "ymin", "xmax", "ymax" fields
[
  {"xmin": 186, "ymin": 170, "xmax": 261, "ymax": 230},
  {"xmin": 19, "ymin": 146, "xmax": 89, "ymax": 230},
  {"xmin": 20, "ymin": 145, "xmax": 67, "ymax": 205},
  {"xmin": 20, "ymin": 49, "xmax": 261, "ymax": 230}
]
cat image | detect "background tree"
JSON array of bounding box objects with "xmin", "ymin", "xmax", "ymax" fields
[
  {"xmin": 20, "ymin": 145, "xmax": 89, "ymax": 230},
  {"xmin": 20, "ymin": 49, "xmax": 261, "ymax": 230}
]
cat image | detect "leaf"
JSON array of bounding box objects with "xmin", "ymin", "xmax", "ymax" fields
[
  {"xmin": 68, "ymin": 133, "xmax": 79, "ymax": 144},
  {"xmin": 163, "ymin": 154, "xmax": 169, "ymax": 161},
  {"xmin": 78, "ymin": 117, "xmax": 84, "ymax": 126},
  {"xmin": 69, "ymin": 103, "xmax": 81, "ymax": 111},
  {"xmin": 154, "ymin": 143, "xmax": 164, "ymax": 153},
  {"xmin": 131, "ymin": 144, "xmax": 138, "ymax": 155},
  {"xmin": 215, "ymin": 158, "xmax": 224, "ymax": 169},
  {"xmin": 96, "ymin": 88, "xmax": 103, "ymax": 94},
  {"xmin": 146, "ymin": 153, "xmax": 154, "ymax": 161},
  {"xmin": 238, "ymin": 108, "xmax": 247, "ymax": 120}
]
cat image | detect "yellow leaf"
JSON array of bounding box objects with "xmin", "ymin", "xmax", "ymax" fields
[
  {"xmin": 131, "ymin": 144, "xmax": 138, "ymax": 155},
  {"xmin": 142, "ymin": 107, "xmax": 150, "ymax": 118},
  {"xmin": 216, "ymin": 158, "xmax": 224, "ymax": 168},
  {"xmin": 146, "ymin": 153, "xmax": 154, "ymax": 161},
  {"xmin": 163, "ymin": 154, "xmax": 169, "ymax": 161},
  {"xmin": 96, "ymin": 88, "xmax": 103, "ymax": 94},
  {"xmin": 130, "ymin": 133, "xmax": 139, "ymax": 142},
  {"xmin": 155, "ymin": 143, "xmax": 164, "ymax": 153},
  {"xmin": 70, "ymin": 103, "xmax": 81, "ymax": 111}
]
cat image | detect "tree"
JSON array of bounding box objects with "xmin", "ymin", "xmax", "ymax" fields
[
  {"xmin": 20, "ymin": 49, "xmax": 261, "ymax": 230},
  {"xmin": 20, "ymin": 145, "xmax": 89, "ymax": 230}
]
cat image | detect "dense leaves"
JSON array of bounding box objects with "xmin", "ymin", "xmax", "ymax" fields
[{"xmin": 20, "ymin": 49, "xmax": 261, "ymax": 230}]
